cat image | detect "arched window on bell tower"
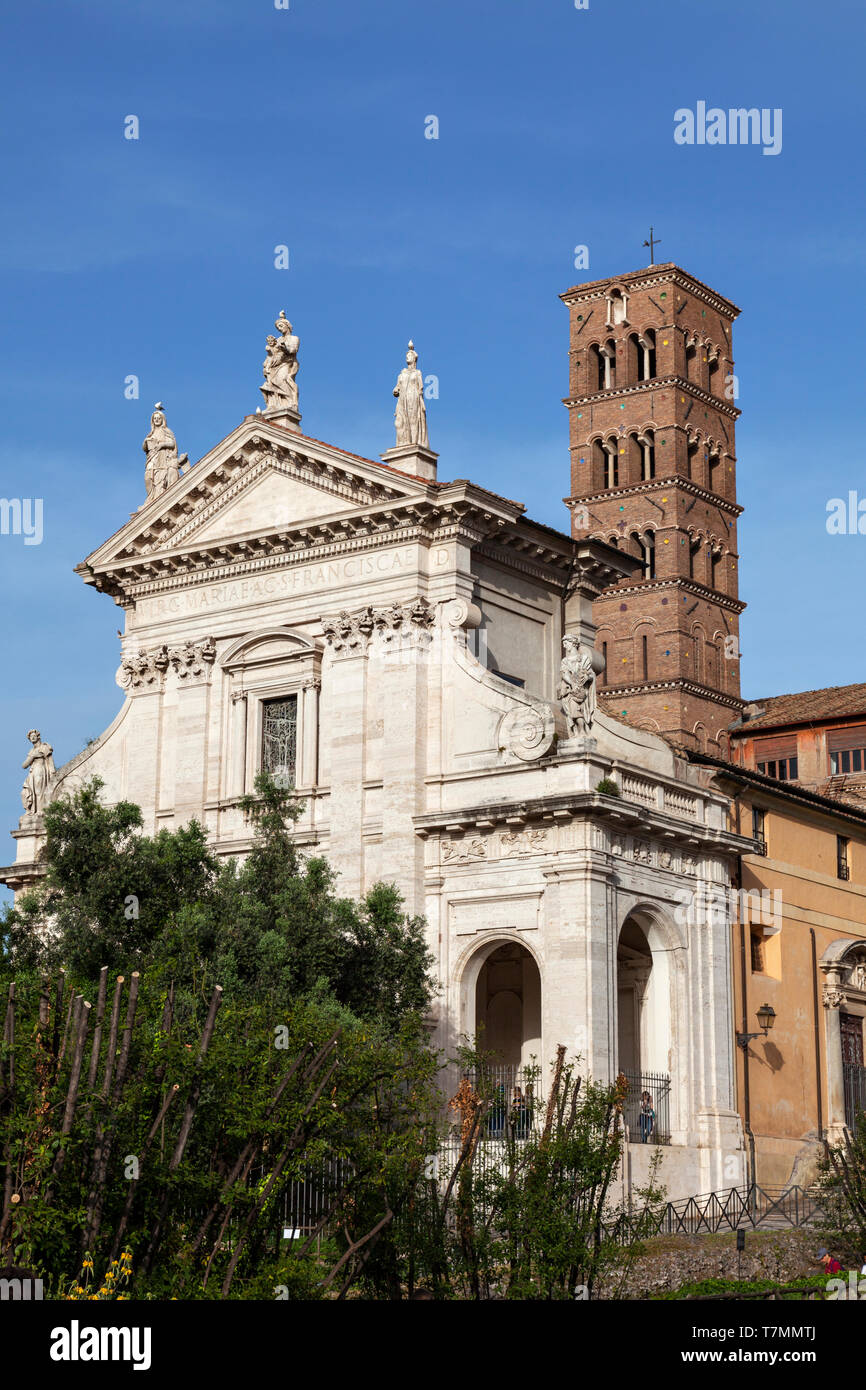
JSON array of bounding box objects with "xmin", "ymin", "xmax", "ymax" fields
[
  {"xmin": 606, "ymin": 287, "xmax": 629, "ymax": 326},
  {"xmin": 639, "ymin": 430, "xmax": 655, "ymax": 480},
  {"xmin": 589, "ymin": 343, "xmax": 603, "ymax": 392},
  {"xmin": 631, "ymin": 530, "xmax": 655, "ymax": 580},
  {"xmin": 637, "ymin": 329, "xmax": 656, "ymax": 381},
  {"xmin": 603, "ymin": 438, "xmax": 619, "ymax": 488},
  {"xmin": 687, "ymin": 437, "xmax": 700, "ymax": 484},
  {"xmin": 600, "ymin": 339, "xmax": 617, "ymax": 390},
  {"xmin": 686, "ymin": 338, "xmax": 699, "ymax": 384},
  {"xmin": 688, "ymin": 533, "xmax": 701, "ymax": 579},
  {"xmin": 707, "ymin": 443, "xmax": 721, "ymax": 494},
  {"xmin": 708, "ymin": 346, "xmax": 721, "ymax": 396}
]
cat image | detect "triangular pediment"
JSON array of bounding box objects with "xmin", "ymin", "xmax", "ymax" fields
[
  {"xmin": 82, "ymin": 417, "xmax": 427, "ymax": 575},
  {"xmin": 167, "ymin": 455, "xmax": 385, "ymax": 552}
]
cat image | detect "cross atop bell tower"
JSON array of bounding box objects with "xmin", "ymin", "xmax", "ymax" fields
[{"xmin": 560, "ymin": 262, "xmax": 746, "ymax": 754}]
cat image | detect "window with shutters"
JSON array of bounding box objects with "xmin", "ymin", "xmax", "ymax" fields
[
  {"xmin": 828, "ymin": 725, "xmax": 866, "ymax": 776},
  {"xmin": 755, "ymin": 736, "xmax": 799, "ymax": 782}
]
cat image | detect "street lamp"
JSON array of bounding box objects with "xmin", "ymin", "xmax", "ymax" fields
[{"xmin": 737, "ymin": 1004, "xmax": 777, "ymax": 1051}]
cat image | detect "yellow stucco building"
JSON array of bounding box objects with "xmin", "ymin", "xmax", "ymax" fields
[{"xmin": 693, "ymin": 708, "xmax": 866, "ymax": 1189}]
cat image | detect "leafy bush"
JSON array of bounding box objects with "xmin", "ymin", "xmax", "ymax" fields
[
  {"xmin": 652, "ymin": 1274, "xmax": 829, "ymax": 1300},
  {"xmin": 595, "ymin": 778, "xmax": 620, "ymax": 797}
]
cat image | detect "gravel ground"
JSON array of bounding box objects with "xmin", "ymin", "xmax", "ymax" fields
[{"xmin": 598, "ymin": 1227, "xmax": 858, "ymax": 1299}]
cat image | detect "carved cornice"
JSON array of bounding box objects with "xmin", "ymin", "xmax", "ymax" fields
[
  {"xmin": 566, "ymin": 475, "xmax": 742, "ymax": 520},
  {"xmin": 600, "ymin": 676, "xmax": 745, "ymax": 712},
  {"xmin": 83, "ymin": 503, "xmax": 578, "ymax": 608},
  {"xmin": 119, "ymin": 442, "xmax": 408, "ymax": 560},
  {"xmin": 560, "ymin": 266, "xmax": 741, "ymax": 321},
  {"xmin": 414, "ymin": 790, "xmax": 750, "ymax": 858},
  {"xmin": 562, "ymin": 375, "xmax": 740, "ymax": 422},
  {"xmin": 593, "ymin": 575, "xmax": 745, "ymax": 615}
]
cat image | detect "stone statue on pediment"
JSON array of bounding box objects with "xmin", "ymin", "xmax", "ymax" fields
[
  {"xmin": 393, "ymin": 341, "xmax": 428, "ymax": 448},
  {"xmin": 143, "ymin": 404, "xmax": 187, "ymax": 499},
  {"xmin": 558, "ymin": 635, "xmax": 598, "ymax": 737},
  {"xmin": 21, "ymin": 729, "xmax": 55, "ymax": 816},
  {"xmin": 261, "ymin": 312, "xmax": 300, "ymax": 415}
]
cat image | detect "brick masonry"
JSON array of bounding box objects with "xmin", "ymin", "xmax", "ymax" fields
[{"xmin": 561, "ymin": 263, "xmax": 746, "ymax": 753}]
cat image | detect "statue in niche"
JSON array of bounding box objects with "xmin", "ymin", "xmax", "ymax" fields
[
  {"xmin": 21, "ymin": 730, "xmax": 56, "ymax": 815},
  {"xmin": 392, "ymin": 341, "xmax": 429, "ymax": 447},
  {"xmin": 558, "ymin": 635, "xmax": 598, "ymax": 737},
  {"xmin": 142, "ymin": 404, "xmax": 187, "ymax": 498},
  {"xmin": 260, "ymin": 311, "xmax": 300, "ymax": 414}
]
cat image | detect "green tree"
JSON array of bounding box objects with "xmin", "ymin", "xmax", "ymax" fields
[
  {"xmin": 1, "ymin": 774, "xmax": 435, "ymax": 1027},
  {"xmin": 817, "ymin": 1112, "xmax": 866, "ymax": 1262},
  {"xmin": 0, "ymin": 966, "xmax": 444, "ymax": 1298}
]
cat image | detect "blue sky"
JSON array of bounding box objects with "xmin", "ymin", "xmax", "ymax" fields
[{"xmin": 1, "ymin": 0, "xmax": 864, "ymax": 879}]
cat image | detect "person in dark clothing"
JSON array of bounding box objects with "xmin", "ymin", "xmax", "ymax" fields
[{"xmin": 638, "ymin": 1090, "xmax": 655, "ymax": 1143}]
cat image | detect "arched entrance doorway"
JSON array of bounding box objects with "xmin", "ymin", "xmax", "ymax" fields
[
  {"xmin": 617, "ymin": 913, "xmax": 673, "ymax": 1142},
  {"xmin": 617, "ymin": 919, "xmax": 652, "ymax": 1075},
  {"xmin": 473, "ymin": 940, "xmax": 541, "ymax": 1068}
]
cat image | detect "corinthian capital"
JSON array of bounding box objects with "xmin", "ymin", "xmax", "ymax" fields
[{"xmin": 169, "ymin": 636, "xmax": 217, "ymax": 680}]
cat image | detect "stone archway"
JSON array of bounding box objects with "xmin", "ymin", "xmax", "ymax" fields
[
  {"xmin": 820, "ymin": 937, "xmax": 866, "ymax": 1134},
  {"xmin": 474, "ymin": 940, "xmax": 541, "ymax": 1068},
  {"xmin": 459, "ymin": 937, "xmax": 542, "ymax": 1070},
  {"xmin": 616, "ymin": 908, "xmax": 679, "ymax": 1143}
]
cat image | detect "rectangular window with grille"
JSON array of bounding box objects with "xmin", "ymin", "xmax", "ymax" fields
[
  {"xmin": 751, "ymin": 806, "xmax": 767, "ymax": 854},
  {"xmin": 837, "ymin": 835, "xmax": 851, "ymax": 881},
  {"xmin": 756, "ymin": 755, "xmax": 798, "ymax": 781},
  {"xmin": 261, "ymin": 696, "xmax": 298, "ymax": 786}
]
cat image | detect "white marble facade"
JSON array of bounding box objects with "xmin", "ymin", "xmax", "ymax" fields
[{"xmin": 3, "ymin": 373, "xmax": 751, "ymax": 1200}]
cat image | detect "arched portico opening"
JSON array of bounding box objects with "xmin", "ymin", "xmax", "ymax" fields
[
  {"xmin": 473, "ymin": 941, "xmax": 542, "ymax": 1068},
  {"xmin": 617, "ymin": 912, "xmax": 674, "ymax": 1142},
  {"xmin": 820, "ymin": 937, "xmax": 866, "ymax": 1133}
]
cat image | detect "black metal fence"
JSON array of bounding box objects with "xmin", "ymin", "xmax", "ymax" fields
[
  {"xmin": 843, "ymin": 1061, "xmax": 866, "ymax": 1129},
  {"xmin": 461, "ymin": 1066, "xmax": 541, "ymax": 1140},
  {"xmin": 607, "ymin": 1183, "xmax": 821, "ymax": 1243},
  {"xmin": 620, "ymin": 1069, "xmax": 671, "ymax": 1145}
]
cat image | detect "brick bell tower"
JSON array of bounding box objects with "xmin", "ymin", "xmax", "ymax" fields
[{"xmin": 561, "ymin": 263, "xmax": 745, "ymax": 754}]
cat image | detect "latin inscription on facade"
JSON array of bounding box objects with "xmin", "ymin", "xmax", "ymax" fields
[{"xmin": 135, "ymin": 547, "xmax": 418, "ymax": 620}]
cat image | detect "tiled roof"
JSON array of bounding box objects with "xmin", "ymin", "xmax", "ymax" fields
[
  {"xmin": 259, "ymin": 419, "xmax": 531, "ymax": 512},
  {"xmin": 689, "ymin": 751, "xmax": 866, "ymax": 825},
  {"xmin": 733, "ymin": 683, "xmax": 866, "ymax": 734}
]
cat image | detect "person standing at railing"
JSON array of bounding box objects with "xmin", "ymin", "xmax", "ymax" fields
[
  {"xmin": 510, "ymin": 1086, "xmax": 530, "ymax": 1140},
  {"xmin": 639, "ymin": 1091, "xmax": 655, "ymax": 1143}
]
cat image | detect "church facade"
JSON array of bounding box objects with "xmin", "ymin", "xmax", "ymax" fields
[{"xmin": 2, "ymin": 303, "xmax": 756, "ymax": 1201}]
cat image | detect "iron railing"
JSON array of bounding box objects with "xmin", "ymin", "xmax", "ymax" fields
[
  {"xmin": 607, "ymin": 1183, "xmax": 821, "ymax": 1243},
  {"xmin": 843, "ymin": 1060, "xmax": 866, "ymax": 1129},
  {"xmin": 620, "ymin": 1069, "xmax": 671, "ymax": 1145},
  {"xmin": 459, "ymin": 1066, "xmax": 541, "ymax": 1140}
]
